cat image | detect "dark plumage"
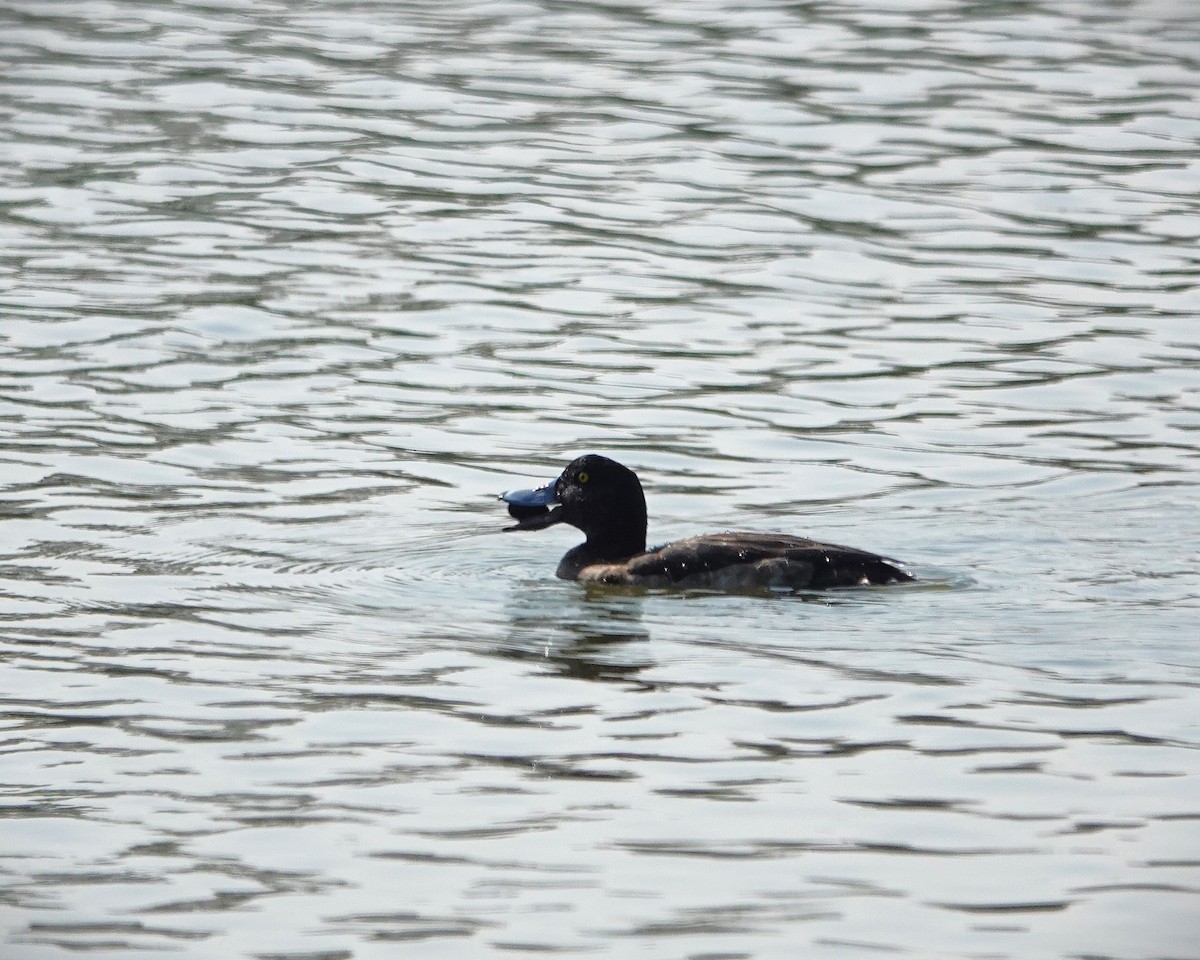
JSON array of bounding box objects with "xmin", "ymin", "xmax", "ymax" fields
[{"xmin": 499, "ymin": 454, "xmax": 913, "ymax": 592}]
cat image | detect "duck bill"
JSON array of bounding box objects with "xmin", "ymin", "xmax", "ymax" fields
[
  {"xmin": 500, "ymin": 480, "xmax": 564, "ymax": 532},
  {"xmin": 503, "ymin": 504, "xmax": 565, "ymax": 532}
]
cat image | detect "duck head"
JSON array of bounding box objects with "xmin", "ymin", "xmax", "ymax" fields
[{"xmin": 500, "ymin": 454, "xmax": 648, "ymax": 560}]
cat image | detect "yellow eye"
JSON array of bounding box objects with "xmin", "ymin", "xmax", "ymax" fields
[{"xmin": 578, "ymin": 471, "xmax": 590, "ymax": 484}]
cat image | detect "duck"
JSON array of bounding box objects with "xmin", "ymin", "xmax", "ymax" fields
[{"xmin": 499, "ymin": 454, "xmax": 913, "ymax": 591}]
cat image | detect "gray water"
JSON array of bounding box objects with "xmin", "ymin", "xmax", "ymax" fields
[{"xmin": 2, "ymin": 1, "xmax": 1199, "ymax": 958}]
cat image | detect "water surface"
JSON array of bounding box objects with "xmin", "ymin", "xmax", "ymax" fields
[{"xmin": 2, "ymin": 1, "xmax": 1199, "ymax": 958}]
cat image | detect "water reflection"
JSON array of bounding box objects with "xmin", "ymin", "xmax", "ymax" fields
[{"xmin": 502, "ymin": 587, "xmax": 654, "ymax": 684}]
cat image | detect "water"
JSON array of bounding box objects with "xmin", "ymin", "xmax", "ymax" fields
[{"xmin": 2, "ymin": 0, "xmax": 1199, "ymax": 957}]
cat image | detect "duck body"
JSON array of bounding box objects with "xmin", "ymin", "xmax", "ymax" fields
[
  {"xmin": 559, "ymin": 531, "xmax": 912, "ymax": 590},
  {"xmin": 501, "ymin": 455, "xmax": 912, "ymax": 592}
]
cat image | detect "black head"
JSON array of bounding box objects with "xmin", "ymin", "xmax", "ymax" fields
[{"xmin": 500, "ymin": 454, "xmax": 648, "ymax": 560}]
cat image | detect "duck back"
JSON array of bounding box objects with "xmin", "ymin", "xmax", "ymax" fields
[{"xmin": 576, "ymin": 531, "xmax": 913, "ymax": 591}]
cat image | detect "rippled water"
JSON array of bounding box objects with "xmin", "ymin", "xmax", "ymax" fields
[{"xmin": 2, "ymin": 1, "xmax": 1199, "ymax": 957}]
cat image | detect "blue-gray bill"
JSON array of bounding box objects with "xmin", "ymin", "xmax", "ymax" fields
[{"xmin": 500, "ymin": 481, "xmax": 563, "ymax": 531}]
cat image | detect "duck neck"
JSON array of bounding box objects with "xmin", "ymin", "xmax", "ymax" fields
[
  {"xmin": 587, "ymin": 526, "xmax": 646, "ymax": 564},
  {"xmin": 556, "ymin": 530, "xmax": 645, "ymax": 580},
  {"xmin": 587, "ymin": 491, "xmax": 648, "ymax": 563},
  {"xmin": 555, "ymin": 525, "xmax": 646, "ymax": 581}
]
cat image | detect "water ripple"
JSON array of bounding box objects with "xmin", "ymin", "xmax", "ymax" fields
[{"xmin": 3, "ymin": 0, "xmax": 1200, "ymax": 957}]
